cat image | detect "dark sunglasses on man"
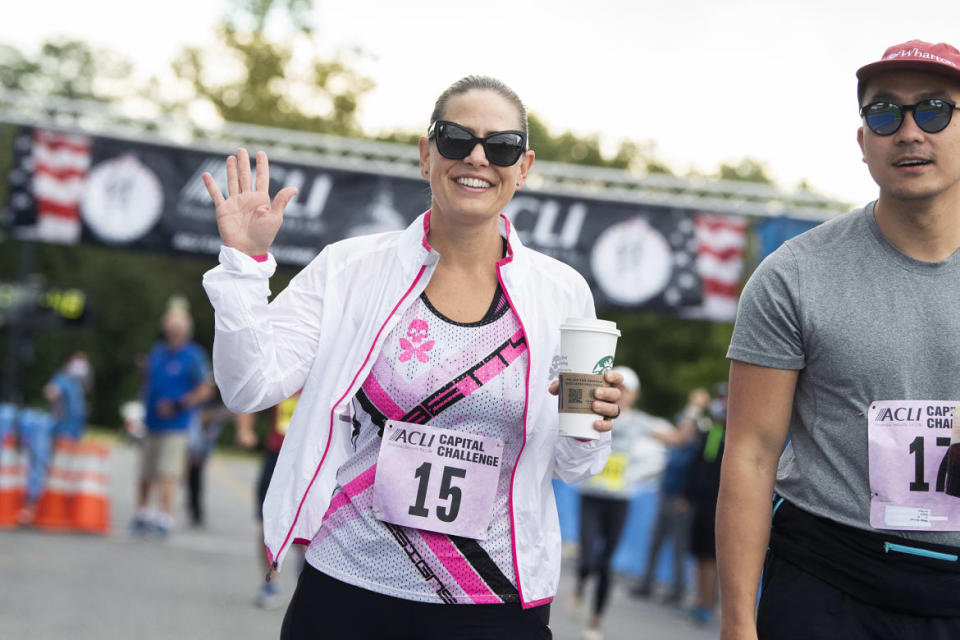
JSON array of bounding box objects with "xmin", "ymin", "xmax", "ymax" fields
[
  {"xmin": 860, "ymin": 98, "xmax": 960, "ymax": 136},
  {"xmin": 428, "ymin": 120, "xmax": 527, "ymax": 167}
]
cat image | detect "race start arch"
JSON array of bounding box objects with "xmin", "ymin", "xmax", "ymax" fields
[{"xmin": 0, "ymin": 90, "xmax": 844, "ymax": 322}]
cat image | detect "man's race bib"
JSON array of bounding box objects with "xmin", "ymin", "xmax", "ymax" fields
[
  {"xmin": 372, "ymin": 420, "xmax": 504, "ymax": 540},
  {"xmin": 868, "ymin": 400, "xmax": 960, "ymax": 531}
]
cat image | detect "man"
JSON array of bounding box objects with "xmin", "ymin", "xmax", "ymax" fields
[
  {"xmin": 718, "ymin": 40, "xmax": 960, "ymax": 639},
  {"xmin": 132, "ymin": 302, "xmax": 213, "ymax": 536}
]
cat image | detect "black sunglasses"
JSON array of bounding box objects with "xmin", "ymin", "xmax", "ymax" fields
[
  {"xmin": 860, "ymin": 98, "xmax": 960, "ymax": 136},
  {"xmin": 428, "ymin": 120, "xmax": 527, "ymax": 167}
]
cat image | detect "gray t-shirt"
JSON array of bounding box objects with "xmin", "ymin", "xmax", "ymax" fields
[{"xmin": 728, "ymin": 202, "xmax": 960, "ymax": 546}]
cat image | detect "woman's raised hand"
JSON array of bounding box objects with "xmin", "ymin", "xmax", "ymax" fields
[{"xmin": 202, "ymin": 148, "xmax": 299, "ymax": 257}]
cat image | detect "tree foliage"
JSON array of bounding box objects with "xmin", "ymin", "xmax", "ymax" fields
[
  {"xmin": 0, "ymin": 38, "xmax": 132, "ymax": 102},
  {"xmin": 526, "ymin": 114, "xmax": 672, "ymax": 173},
  {"xmin": 171, "ymin": 0, "xmax": 373, "ymax": 135},
  {"xmin": 609, "ymin": 311, "xmax": 733, "ymax": 417},
  {"xmin": 718, "ymin": 157, "xmax": 773, "ymax": 184}
]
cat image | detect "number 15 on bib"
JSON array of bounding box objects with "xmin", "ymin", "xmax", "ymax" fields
[{"xmin": 372, "ymin": 421, "xmax": 504, "ymax": 540}]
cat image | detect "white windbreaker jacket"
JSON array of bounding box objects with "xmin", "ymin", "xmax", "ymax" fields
[{"xmin": 202, "ymin": 212, "xmax": 611, "ymax": 608}]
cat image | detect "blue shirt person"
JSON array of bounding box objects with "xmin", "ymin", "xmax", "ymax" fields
[{"xmin": 133, "ymin": 305, "xmax": 213, "ymax": 536}]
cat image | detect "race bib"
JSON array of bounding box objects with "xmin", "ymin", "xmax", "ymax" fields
[
  {"xmin": 590, "ymin": 452, "xmax": 629, "ymax": 492},
  {"xmin": 372, "ymin": 421, "xmax": 504, "ymax": 540},
  {"xmin": 276, "ymin": 395, "xmax": 299, "ymax": 436},
  {"xmin": 868, "ymin": 400, "xmax": 960, "ymax": 531}
]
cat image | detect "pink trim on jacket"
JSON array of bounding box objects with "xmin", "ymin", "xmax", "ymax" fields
[
  {"xmin": 493, "ymin": 214, "xmax": 539, "ymax": 609},
  {"xmin": 269, "ymin": 264, "xmax": 430, "ymax": 566}
]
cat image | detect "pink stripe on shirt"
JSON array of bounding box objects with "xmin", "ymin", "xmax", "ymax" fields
[
  {"xmin": 362, "ymin": 374, "xmax": 405, "ymax": 420},
  {"xmin": 418, "ymin": 531, "xmax": 502, "ymax": 604},
  {"xmin": 499, "ymin": 329, "xmax": 527, "ymax": 362},
  {"xmin": 321, "ymin": 463, "xmax": 378, "ymax": 522}
]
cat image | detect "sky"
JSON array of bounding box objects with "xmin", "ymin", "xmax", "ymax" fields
[{"xmin": 6, "ymin": 0, "xmax": 960, "ymax": 207}]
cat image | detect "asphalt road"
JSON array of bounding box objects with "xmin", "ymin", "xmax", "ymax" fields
[{"xmin": 0, "ymin": 440, "xmax": 718, "ymax": 639}]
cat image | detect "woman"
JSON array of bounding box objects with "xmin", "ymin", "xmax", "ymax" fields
[{"xmin": 202, "ymin": 76, "xmax": 622, "ymax": 639}]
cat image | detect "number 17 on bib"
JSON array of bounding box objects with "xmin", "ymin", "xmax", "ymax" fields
[{"xmin": 869, "ymin": 400, "xmax": 960, "ymax": 530}]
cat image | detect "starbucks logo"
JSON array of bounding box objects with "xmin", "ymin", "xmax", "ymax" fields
[{"xmin": 592, "ymin": 356, "xmax": 614, "ymax": 375}]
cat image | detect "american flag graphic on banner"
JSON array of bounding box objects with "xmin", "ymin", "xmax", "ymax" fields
[
  {"xmin": 689, "ymin": 213, "xmax": 748, "ymax": 321},
  {"xmin": 8, "ymin": 128, "xmax": 91, "ymax": 245}
]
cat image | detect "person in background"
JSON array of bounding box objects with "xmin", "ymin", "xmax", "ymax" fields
[
  {"xmin": 573, "ymin": 366, "xmax": 669, "ymax": 640},
  {"xmin": 236, "ymin": 391, "xmax": 301, "ymax": 609},
  {"xmin": 631, "ymin": 386, "xmax": 710, "ymax": 605},
  {"xmin": 185, "ymin": 395, "xmax": 231, "ymax": 528},
  {"xmin": 684, "ymin": 383, "xmax": 727, "ymax": 625},
  {"xmin": 45, "ymin": 351, "xmax": 91, "ymax": 442},
  {"xmin": 131, "ymin": 300, "xmax": 213, "ymax": 536},
  {"xmin": 17, "ymin": 352, "xmax": 91, "ymax": 524}
]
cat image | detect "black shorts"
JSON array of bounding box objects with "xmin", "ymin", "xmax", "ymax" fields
[
  {"xmin": 690, "ymin": 499, "xmax": 717, "ymax": 559},
  {"xmin": 281, "ymin": 563, "xmax": 552, "ymax": 640},
  {"xmin": 256, "ymin": 449, "xmax": 280, "ymax": 521}
]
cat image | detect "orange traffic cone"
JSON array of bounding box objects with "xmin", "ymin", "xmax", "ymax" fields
[
  {"xmin": 32, "ymin": 437, "xmax": 76, "ymax": 531},
  {"xmin": 0, "ymin": 433, "xmax": 26, "ymax": 529},
  {"xmin": 71, "ymin": 440, "xmax": 111, "ymax": 534}
]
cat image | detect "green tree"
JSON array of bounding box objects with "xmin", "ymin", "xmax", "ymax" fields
[
  {"xmin": 717, "ymin": 157, "xmax": 773, "ymax": 184},
  {"xmin": 609, "ymin": 311, "xmax": 733, "ymax": 418},
  {"xmin": 171, "ymin": 0, "xmax": 373, "ymax": 135},
  {"xmin": 520, "ymin": 113, "xmax": 674, "ymax": 173},
  {"xmin": 0, "ymin": 38, "xmax": 132, "ymax": 102}
]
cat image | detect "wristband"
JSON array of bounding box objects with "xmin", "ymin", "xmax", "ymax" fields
[{"xmin": 252, "ymin": 254, "xmax": 269, "ymax": 263}]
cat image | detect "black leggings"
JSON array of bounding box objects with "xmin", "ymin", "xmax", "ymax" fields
[
  {"xmin": 281, "ymin": 564, "xmax": 552, "ymax": 640},
  {"xmin": 576, "ymin": 495, "xmax": 629, "ymax": 616},
  {"xmin": 186, "ymin": 459, "xmax": 204, "ymax": 526}
]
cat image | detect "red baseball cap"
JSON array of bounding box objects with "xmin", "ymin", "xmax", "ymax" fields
[{"xmin": 857, "ymin": 40, "xmax": 960, "ymax": 84}]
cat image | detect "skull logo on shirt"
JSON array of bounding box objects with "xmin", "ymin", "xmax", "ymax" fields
[{"xmin": 399, "ymin": 319, "xmax": 435, "ymax": 363}]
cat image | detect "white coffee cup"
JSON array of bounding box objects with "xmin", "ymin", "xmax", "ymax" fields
[{"xmin": 557, "ymin": 317, "xmax": 621, "ymax": 439}]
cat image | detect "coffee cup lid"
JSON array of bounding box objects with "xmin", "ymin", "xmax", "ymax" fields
[{"xmin": 560, "ymin": 317, "xmax": 621, "ymax": 337}]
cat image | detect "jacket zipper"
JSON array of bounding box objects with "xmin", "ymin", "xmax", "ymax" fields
[
  {"xmin": 268, "ymin": 264, "xmax": 430, "ymax": 570},
  {"xmin": 495, "ymin": 258, "xmax": 534, "ymax": 608}
]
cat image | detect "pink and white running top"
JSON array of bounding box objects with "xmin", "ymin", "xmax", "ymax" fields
[{"xmin": 305, "ymin": 285, "xmax": 528, "ymax": 604}]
